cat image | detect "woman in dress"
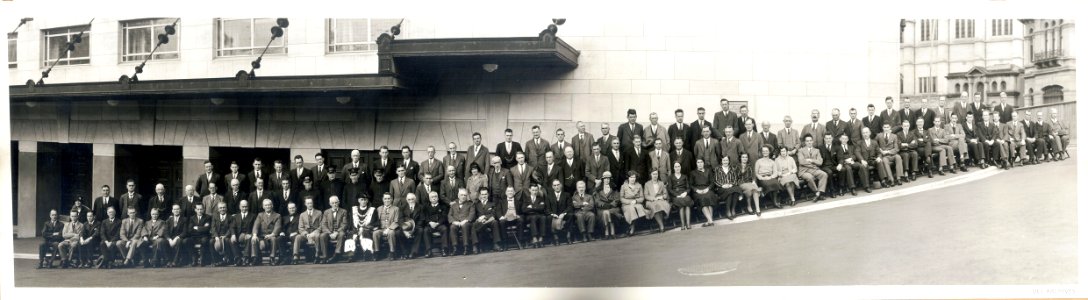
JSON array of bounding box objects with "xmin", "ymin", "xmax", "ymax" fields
[
  {"xmin": 690, "ymin": 158, "xmax": 716, "ymax": 227},
  {"xmin": 667, "ymin": 162, "xmax": 694, "ymax": 230},
  {"xmin": 642, "ymin": 169, "xmax": 670, "ymax": 233},
  {"xmin": 594, "ymin": 172, "xmax": 621, "ymax": 239},
  {"xmin": 754, "ymin": 145, "xmax": 782, "ymax": 210},
  {"xmin": 465, "ymin": 163, "xmax": 488, "ymax": 201},
  {"xmin": 714, "ymin": 156, "xmax": 744, "ymax": 220},
  {"xmin": 737, "ymin": 153, "xmax": 763, "ymax": 216},
  {"xmin": 619, "ymin": 171, "xmax": 647, "ymax": 236},
  {"xmin": 774, "ymin": 146, "xmax": 800, "ymax": 206}
]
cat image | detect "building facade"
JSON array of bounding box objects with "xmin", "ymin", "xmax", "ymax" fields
[{"xmin": 7, "ymin": 17, "xmax": 899, "ymax": 237}]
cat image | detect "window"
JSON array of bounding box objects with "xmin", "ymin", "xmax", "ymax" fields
[
  {"xmin": 991, "ymin": 81, "xmax": 998, "ymax": 91},
  {"xmin": 920, "ymin": 19, "xmax": 938, "ymax": 41},
  {"xmin": 1000, "ymin": 81, "xmax": 1007, "ymax": 91},
  {"xmin": 1042, "ymin": 85, "xmax": 1063, "ymax": 104},
  {"xmin": 42, "ymin": 26, "xmax": 91, "ymax": 66},
  {"xmin": 991, "ymin": 19, "xmax": 1012, "ymax": 36},
  {"xmin": 917, "ymin": 76, "xmax": 937, "ymax": 94},
  {"xmin": 327, "ymin": 18, "xmax": 400, "ymax": 53},
  {"xmin": 955, "ymin": 83, "xmax": 961, "ymax": 94},
  {"xmin": 955, "ymin": 19, "xmax": 975, "ymax": 39},
  {"xmin": 216, "ymin": 18, "xmax": 286, "ymax": 57},
  {"xmin": 121, "ymin": 19, "xmax": 179, "ymax": 62},
  {"xmin": 7, "ymin": 33, "xmax": 15, "ymax": 69},
  {"xmin": 1025, "ymin": 88, "xmax": 1033, "ymax": 106}
]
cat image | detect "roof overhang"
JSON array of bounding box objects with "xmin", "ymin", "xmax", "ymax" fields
[
  {"xmin": 377, "ymin": 35, "xmax": 580, "ymax": 74},
  {"xmin": 9, "ymin": 74, "xmax": 407, "ymax": 101}
]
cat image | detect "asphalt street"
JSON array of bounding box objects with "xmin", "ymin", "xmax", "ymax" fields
[{"xmin": 10, "ymin": 155, "xmax": 1077, "ymax": 287}]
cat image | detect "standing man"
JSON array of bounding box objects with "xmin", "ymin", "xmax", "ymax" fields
[
  {"xmin": 802, "ymin": 109, "xmax": 827, "ymax": 148},
  {"xmin": 624, "ymin": 135, "xmax": 650, "ymax": 184},
  {"xmin": 321, "ymin": 166, "xmax": 346, "ymax": 206},
  {"xmin": 269, "ymin": 160, "xmax": 290, "ymax": 193},
  {"xmin": 290, "ymin": 155, "xmax": 313, "ymax": 191},
  {"xmin": 561, "ymin": 146, "xmax": 586, "ymax": 193},
  {"xmin": 419, "ymin": 146, "xmax": 444, "ymax": 184},
  {"xmin": 390, "ymin": 165, "xmax": 416, "ymax": 209},
  {"xmin": 825, "ymin": 109, "xmax": 846, "ymax": 147},
  {"xmin": 693, "ymin": 126, "xmax": 721, "ymax": 170},
  {"xmin": 196, "ymin": 160, "xmax": 221, "ymax": 197},
  {"xmin": 440, "ymin": 165, "xmax": 465, "ymax": 205},
  {"xmin": 178, "ymin": 185, "xmax": 200, "ymax": 218},
  {"xmin": 312, "ymin": 153, "xmax": 329, "ymax": 188},
  {"xmin": 690, "ymin": 107, "xmax": 715, "ymax": 144},
  {"xmin": 669, "ymin": 109, "xmax": 694, "ymax": 153},
  {"xmin": 845, "ymin": 108, "xmax": 865, "ymax": 145},
  {"xmin": 898, "ymin": 98, "xmax": 919, "ymax": 133},
  {"xmin": 402, "ymin": 146, "xmax": 421, "ymax": 182},
  {"xmin": 148, "ymin": 184, "xmax": 171, "ymax": 220},
  {"xmin": 777, "ymin": 116, "xmax": 800, "ymax": 158},
  {"xmin": 247, "ymin": 179, "xmax": 273, "ymax": 215},
  {"xmin": 225, "ymin": 179, "xmax": 248, "ymax": 216},
  {"xmin": 648, "ymin": 138, "xmax": 672, "ymax": 179},
  {"xmin": 738, "ymin": 119, "xmax": 764, "ymax": 166},
  {"xmin": 671, "ymin": 137, "xmax": 695, "ymax": 176},
  {"xmin": 713, "ymin": 98, "xmax": 740, "ymax": 139},
  {"xmin": 571, "ymin": 122, "xmax": 595, "ymax": 163},
  {"xmin": 276, "ymin": 178, "xmax": 299, "ymax": 214},
  {"xmin": 202, "ymin": 183, "xmax": 225, "ymax": 216},
  {"xmin": 443, "ymin": 142, "xmax": 467, "ymax": 181},
  {"xmin": 552, "ymin": 128, "xmax": 571, "ymax": 161},
  {"xmin": 880, "ymin": 97, "xmax": 902, "ymax": 134},
  {"xmin": 735, "ymin": 105, "xmax": 757, "ymax": 138},
  {"xmin": 643, "ymin": 113, "xmax": 670, "ymax": 152},
  {"xmin": 224, "ymin": 161, "xmax": 247, "ymax": 196},
  {"xmin": 372, "ymin": 146, "xmax": 396, "ymax": 183},
  {"xmin": 951, "ymin": 92, "xmax": 969, "ymax": 125},
  {"xmin": 488, "ymin": 156, "xmax": 513, "ymax": 202},
  {"xmin": 862, "ymin": 104, "xmax": 882, "ymax": 140},
  {"xmin": 249, "ymin": 158, "xmax": 267, "ymax": 193},
  {"xmin": 760, "ymin": 121, "xmax": 779, "ymax": 155},
  {"xmin": 917, "ymin": 98, "xmax": 936, "ymax": 130},
  {"xmin": 585, "ymin": 144, "xmax": 611, "ymax": 193},
  {"xmin": 968, "ymin": 93, "xmax": 987, "ymax": 127},
  {"xmin": 526, "ymin": 126, "xmax": 552, "ymax": 169},
  {"xmin": 618, "ymin": 109, "xmax": 645, "ymax": 153},
  {"xmin": 120, "ymin": 179, "xmax": 144, "ymax": 220},
  {"xmin": 597, "ymin": 123, "xmax": 619, "ymax": 157},
  {"xmin": 496, "ymin": 129, "xmax": 524, "ymax": 170},
  {"xmin": 92, "ymin": 185, "xmax": 118, "ymax": 222},
  {"xmin": 466, "ymin": 134, "xmax": 489, "ymax": 178},
  {"xmin": 538, "ymin": 151, "xmax": 566, "ymax": 194},
  {"xmin": 720, "ymin": 126, "xmax": 743, "ymax": 169},
  {"xmin": 606, "ymin": 139, "xmax": 626, "ymax": 187}
]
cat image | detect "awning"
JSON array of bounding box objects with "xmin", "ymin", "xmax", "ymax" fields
[
  {"xmin": 9, "ymin": 74, "xmax": 407, "ymax": 101},
  {"xmin": 377, "ymin": 35, "xmax": 580, "ymax": 74}
]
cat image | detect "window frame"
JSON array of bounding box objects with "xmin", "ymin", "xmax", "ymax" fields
[
  {"xmin": 327, "ymin": 18, "xmax": 379, "ymax": 54},
  {"xmin": 955, "ymin": 19, "xmax": 975, "ymax": 39},
  {"xmin": 920, "ymin": 19, "xmax": 939, "ymax": 42},
  {"xmin": 120, "ymin": 18, "xmax": 181, "ymax": 63},
  {"xmin": 7, "ymin": 32, "xmax": 16, "ymax": 69},
  {"xmin": 214, "ymin": 18, "xmax": 288, "ymax": 58},
  {"xmin": 41, "ymin": 25, "xmax": 91, "ymax": 67}
]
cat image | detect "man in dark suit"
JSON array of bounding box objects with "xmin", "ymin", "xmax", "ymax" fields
[
  {"xmin": 898, "ymin": 98, "xmax": 919, "ymax": 132},
  {"xmin": 618, "ymin": 109, "xmax": 645, "ymax": 153},
  {"xmin": 269, "ymin": 160, "xmax": 291, "ymax": 193},
  {"xmin": 525, "ymin": 125, "xmax": 552, "ymax": 170},
  {"xmin": 225, "ymin": 179, "xmax": 248, "ymax": 216},
  {"xmin": 38, "ymin": 209, "xmax": 63, "ymax": 269},
  {"xmin": 322, "ymin": 166, "xmax": 346, "ymax": 207},
  {"xmin": 720, "ymin": 126, "xmax": 743, "ymax": 169},
  {"xmin": 537, "ymin": 151, "xmax": 566, "ymax": 194},
  {"xmin": 689, "ymin": 107, "xmax": 715, "ymax": 145},
  {"xmin": 249, "ymin": 158, "xmax": 267, "ymax": 193},
  {"xmin": 738, "ymin": 119, "xmax": 765, "ymax": 166},
  {"xmin": 252, "ymin": 199, "xmax": 283, "ymax": 266},
  {"xmin": 824, "ymin": 109, "xmax": 846, "ymax": 148},
  {"xmin": 596, "ymin": 123, "xmax": 619, "ymax": 157},
  {"xmin": 670, "ymin": 137, "xmax": 695, "ymax": 175},
  {"xmin": 368, "ymin": 172, "xmax": 390, "ymax": 208},
  {"xmin": 143, "ymin": 208, "xmax": 168, "ymax": 268},
  {"xmin": 669, "ymin": 109, "xmax": 695, "ymax": 153},
  {"xmin": 560, "ymin": 147, "xmax": 586, "ymax": 194},
  {"xmin": 895, "ymin": 120, "xmax": 920, "ymax": 181},
  {"xmin": 120, "ymin": 179, "xmax": 144, "ymax": 220},
  {"xmin": 880, "ymin": 97, "xmax": 902, "ymax": 134},
  {"xmin": 833, "ymin": 134, "xmax": 865, "ymax": 195},
  {"xmin": 545, "ymin": 180, "xmax": 574, "ymax": 245},
  {"xmin": 230, "ymin": 200, "xmax": 257, "ymax": 266},
  {"xmin": 96, "ymin": 207, "xmax": 122, "ymax": 268},
  {"xmin": 279, "ymin": 202, "xmax": 299, "ymax": 264},
  {"xmin": 415, "ymin": 173, "xmax": 439, "ymax": 206},
  {"xmin": 713, "ymin": 98, "xmax": 740, "ymax": 139},
  {"xmin": 343, "ymin": 169, "xmax": 369, "ymax": 211},
  {"xmin": 195, "ymin": 160, "xmax": 221, "ymax": 197},
  {"xmin": 951, "ymin": 92, "xmax": 970, "ymax": 126},
  {"xmin": 78, "ymin": 211, "xmax": 101, "ymax": 268},
  {"xmin": 164, "ymin": 204, "xmax": 188, "ymax": 267},
  {"xmin": 917, "ymin": 98, "xmax": 937, "ymax": 130},
  {"xmin": 401, "ymin": 193, "xmax": 426, "ymax": 259},
  {"xmin": 390, "ymin": 165, "xmax": 416, "ymax": 209},
  {"xmin": 963, "ymin": 113, "xmax": 988, "ymax": 168},
  {"xmin": 981, "ymin": 112, "xmax": 1008, "ymax": 168},
  {"xmin": 465, "ymin": 135, "xmax": 488, "ymax": 180},
  {"xmin": 443, "ymin": 143, "xmax": 467, "ymax": 182},
  {"xmin": 876, "ymin": 123, "xmax": 906, "ymax": 186},
  {"xmin": 845, "ymin": 108, "xmax": 865, "ymax": 145},
  {"xmin": 572, "ymin": 122, "xmax": 596, "ymax": 163},
  {"xmin": 276, "ymin": 178, "xmax": 299, "ymax": 216},
  {"xmin": 342, "ymin": 150, "xmax": 367, "ymax": 184},
  {"xmin": 439, "ymin": 165, "xmax": 465, "ymax": 205},
  {"xmin": 224, "ymin": 161, "xmax": 247, "ymax": 196},
  {"xmin": 488, "ymin": 156, "xmax": 513, "ymax": 201},
  {"xmin": 187, "ymin": 203, "xmax": 212, "ymax": 267},
  {"xmin": 148, "ymin": 184, "xmax": 172, "ymax": 219},
  {"xmin": 585, "ymin": 144, "xmax": 611, "ymax": 193},
  {"xmin": 604, "ymin": 139, "xmax": 625, "ymax": 188},
  {"xmin": 178, "ymin": 185, "xmax": 201, "ymax": 218},
  {"xmin": 312, "ymin": 153, "xmax": 330, "ymax": 189},
  {"xmin": 496, "ymin": 129, "xmax": 523, "ymax": 169},
  {"xmin": 1023, "ymin": 111, "xmax": 1042, "ymax": 163},
  {"xmin": 862, "ymin": 104, "xmax": 883, "ymax": 140},
  {"xmin": 289, "ymin": 156, "xmax": 312, "ymax": 192},
  {"xmin": 422, "ymin": 191, "xmax": 450, "ymax": 257},
  {"xmin": 624, "ymin": 135, "xmax": 650, "ymax": 184},
  {"xmin": 552, "ymin": 128, "xmax": 572, "ymax": 161},
  {"xmin": 472, "ymin": 189, "xmax": 502, "ymax": 252},
  {"xmin": 816, "ymin": 134, "xmax": 840, "ymax": 198},
  {"xmin": 510, "ymin": 152, "xmax": 535, "ymax": 196},
  {"xmin": 693, "ymin": 127, "xmax": 721, "ymax": 170},
  {"xmin": 246, "ymin": 180, "xmax": 273, "ymax": 215},
  {"xmin": 967, "ymin": 93, "xmax": 988, "ymax": 127},
  {"xmin": 372, "ymin": 146, "xmax": 396, "ymax": 184},
  {"xmin": 759, "ymin": 121, "xmax": 779, "ymax": 157},
  {"xmin": 92, "ymin": 185, "xmax": 118, "ymax": 222},
  {"xmin": 209, "ymin": 201, "xmax": 237, "ymax": 266},
  {"xmin": 994, "ymin": 92, "xmax": 1015, "ymax": 124},
  {"xmin": 735, "ymin": 105, "xmax": 757, "ymax": 138}
]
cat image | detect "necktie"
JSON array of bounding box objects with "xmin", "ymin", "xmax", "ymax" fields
[
  {"xmin": 656, "ymin": 150, "xmax": 660, "ymax": 157},
  {"xmin": 318, "ymin": 166, "xmax": 322, "ymax": 175},
  {"xmin": 705, "ymin": 140, "xmax": 709, "ymax": 148},
  {"xmin": 242, "ymin": 213, "xmax": 246, "ymax": 220}
]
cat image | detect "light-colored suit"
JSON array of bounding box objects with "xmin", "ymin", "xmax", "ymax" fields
[
  {"xmin": 319, "ymin": 208, "xmax": 348, "ymax": 255},
  {"xmin": 777, "ymin": 127, "xmax": 801, "ymax": 156},
  {"xmin": 801, "ymin": 122, "xmax": 827, "ymax": 148},
  {"xmin": 876, "ymin": 132, "xmax": 904, "ymax": 180},
  {"xmin": 1004, "ymin": 121, "xmax": 1028, "ymax": 161},
  {"xmin": 390, "ymin": 177, "xmax": 416, "ymax": 208},
  {"xmin": 796, "ymin": 147, "xmax": 828, "ymax": 193},
  {"xmin": 584, "ymin": 154, "xmax": 611, "ymax": 192},
  {"xmin": 693, "ymin": 137, "xmax": 721, "ymax": 170},
  {"xmin": 739, "ymin": 131, "xmax": 765, "ymax": 165},
  {"xmin": 571, "ymin": 132, "xmax": 596, "ymax": 163},
  {"xmin": 648, "ymin": 149, "xmax": 672, "ymax": 179},
  {"xmin": 296, "ymin": 209, "xmax": 323, "ymax": 255},
  {"xmin": 511, "ymin": 163, "xmax": 535, "ymax": 195},
  {"xmin": 928, "ymin": 126, "xmax": 955, "ymax": 167},
  {"xmin": 642, "ymin": 124, "xmax": 670, "ymax": 153},
  {"xmin": 202, "ymin": 194, "xmax": 223, "ymax": 216}
]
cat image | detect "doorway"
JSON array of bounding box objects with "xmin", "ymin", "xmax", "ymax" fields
[{"xmin": 115, "ymin": 145, "xmax": 183, "ymax": 202}]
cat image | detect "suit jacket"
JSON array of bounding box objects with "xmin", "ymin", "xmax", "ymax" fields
[
  {"xmin": 857, "ymin": 139, "xmax": 880, "ymax": 167},
  {"xmin": 210, "ymin": 213, "xmax": 234, "ymax": 238},
  {"xmin": 177, "ymin": 195, "xmax": 201, "ymax": 219},
  {"xmin": 951, "ymin": 102, "xmax": 969, "ymax": 125},
  {"xmin": 739, "ymin": 132, "xmax": 765, "ymax": 162},
  {"xmin": 862, "ymin": 115, "xmax": 883, "ymax": 140},
  {"xmin": 288, "ymin": 168, "xmax": 313, "ymax": 191},
  {"xmin": 372, "ymin": 158, "xmax": 397, "ymax": 184},
  {"xmin": 617, "ymin": 122, "xmax": 645, "ymax": 153},
  {"xmin": 719, "ymin": 136, "xmax": 743, "ymax": 168},
  {"xmin": 935, "ymin": 107, "xmax": 952, "ymax": 128},
  {"xmin": 947, "ymin": 123, "xmax": 966, "ymax": 146},
  {"xmin": 447, "ymin": 201, "xmax": 476, "ymax": 223},
  {"xmin": 119, "ymin": 217, "xmax": 144, "ymax": 241},
  {"xmin": 488, "ymin": 167, "xmax": 513, "ymax": 199},
  {"xmin": 981, "ymin": 123, "xmax": 1000, "ymax": 142},
  {"xmin": 899, "ymin": 108, "xmax": 919, "ymax": 132},
  {"xmin": 253, "ymin": 211, "xmax": 282, "ymax": 237},
  {"xmin": 551, "ymin": 140, "xmax": 573, "ymax": 161},
  {"xmin": 467, "ymin": 145, "xmax": 489, "ymax": 176},
  {"xmin": 642, "ymin": 124, "xmax": 670, "ymax": 152},
  {"xmin": 228, "ymin": 212, "xmax": 253, "ymax": 237},
  {"xmin": 801, "ymin": 122, "xmax": 827, "ymax": 148},
  {"xmin": 776, "ymin": 128, "xmax": 801, "ymax": 154},
  {"xmin": 595, "ymin": 135, "xmax": 619, "ymax": 156},
  {"xmin": 442, "ymin": 154, "xmax": 467, "ymax": 182},
  {"xmin": 92, "ymin": 196, "xmax": 120, "ymax": 221},
  {"xmin": 342, "ymin": 161, "xmax": 368, "ymax": 182},
  {"xmin": 693, "ymin": 137, "xmax": 722, "ymax": 170},
  {"xmin": 510, "ymin": 163, "xmax": 535, "ymax": 194},
  {"xmin": 310, "ymin": 165, "xmax": 330, "ymax": 187},
  {"xmin": 188, "ymin": 214, "xmax": 212, "ymax": 238},
  {"xmin": 734, "ymin": 116, "xmax": 757, "ymax": 137},
  {"xmin": 281, "ymin": 213, "xmax": 299, "ymax": 237},
  {"xmin": 402, "ymin": 203, "xmax": 425, "ymax": 226},
  {"xmin": 917, "ymin": 108, "xmax": 936, "ymax": 130},
  {"xmin": 294, "ymin": 208, "xmax": 321, "ymax": 237},
  {"xmin": 670, "ymin": 148, "xmax": 695, "ymax": 175},
  {"xmin": 605, "ymin": 148, "xmax": 625, "ymax": 187},
  {"xmin": 844, "ymin": 119, "xmax": 865, "ymax": 145},
  {"xmin": 524, "ymin": 137, "xmax": 551, "ymax": 169},
  {"xmin": 424, "ymin": 202, "xmax": 450, "ymax": 225},
  {"xmin": 570, "ymin": 132, "xmax": 595, "ymax": 163},
  {"xmin": 967, "ymin": 102, "xmax": 987, "ymax": 126},
  {"xmin": 223, "ymin": 172, "xmax": 247, "ymax": 193},
  {"xmin": 165, "ymin": 216, "xmax": 188, "ymax": 239},
  {"xmin": 318, "ymin": 207, "xmax": 347, "ymax": 235},
  {"xmin": 668, "ymin": 123, "xmax": 694, "ymax": 153},
  {"xmin": 268, "ymin": 171, "xmax": 291, "ymax": 193},
  {"xmin": 417, "ymin": 158, "xmax": 444, "ymax": 183},
  {"xmin": 623, "ymin": 148, "xmax": 649, "ymax": 182},
  {"xmin": 545, "ymin": 191, "xmax": 573, "ymax": 216},
  {"xmin": 62, "ymin": 220, "xmax": 85, "ymax": 243},
  {"xmin": 818, "ymin": 144, "xmax": 836, "ymax": 169},
  {"xmin": 760, "ymin": 132, "xmax": 779, "ymax": 156},
  {"xmin": 647, "ymin": 149, "xmax": 672, "ymax": 178},
  {"xmin": 824, "ymin": 119, "xmax": 846, "ymax": 146},
  {"xmin": 41, "ymin": 219, "xmax": 63, "ymax": 242},
  {"xmin": 224, "ymin": 190, "xmax": 247, "ymax": 216},
  {"xmin": 367, "ymin": 179, "xmax": 389, "ymax": 208},
  {"xmin": 832, "ymin": 143, "xmax": 856, "ymax": 166},
  {"xmin": 880, "ymin": 108, "xmax": 902, "ymax": 133},
  {"xmin": 248, "ymin": 169, "xmax": 268, "ymax": 193},
  {"xmin": 1034, "ymin": 121, "xmax": 1052, "ymax": 140},
  {"xmin": 120, "ymin": 192, "xmax": 144, "ymax": 219},
  {"xmin": 495, "ymin": 141, "xmax": 523, "ymax": 169},
  {"xmin": 537, "ymin": 162, "xmax": 566, "ymax": 191},
  {"xmin": 561, "ymin": 158, "xmax": 586, "ymax": 191},
  {"xmin": 274, "ymin": 189, "xmax": 300, "ymax": 216},
  {"xmin": 475, "ymin": 199, "xmax": 501, "ymax": 221},
  {"xmin": 929, "ymin": 125, "xmax": 952, "ymax": 145},
  {"xmin": 797, "ymin": 147, "xmax": 823, "ymax": 170},
  {"xmin": 390, "ymin": 177, "xmax": 417, "ymax": 208},
  {"xmin": 99, "ymin": 217, "xmax": 122, "ymax": 243},
  {"xmin": 342, "ymin": 180, "xmax": 369, "ymax": 209},
  {"xmin": 713, "ymin": 110, "xmax": 739, "ymax": 138},
  {"xmin": 81, "ymin": 220, "xmax": 101, "ymax": 241},
  {"xmin": 376, "ymin": 205, "xmax": 401, "ymax": 230},
  {"xmin": 876, "ymin": 132, "xmax": 900, "ymax": 155},
  {"xmin": 572, "ymin": 192, "xmax": 595, "ymax": 213},
  {"xmin": 439, "ymin": 176, "xmax": 465, "ymax": 205},
  {"xmin": 144, "ymin": 218, "xmax": 167, "ymax": 239},
  {"xmin": 689, "ymin": 119, "xmax": 714, "ymax": 147},
  {"xmin": 519, "ymin": 193, "xmax": 548, "ymax": 215},
  {"xmin": 400, "ymin": 159, "xmax": 421, "ymax": 184},
  {"xmin": 963, "ymin": 123, "xmax": 981, "ymax": 141},
  {"xmin": 896, "ymin": 130, "xmax": 917, "ymax": 151},
  {"xmin": 147, "ymin": 194, "xmax": 172, "ymax": 219},
  {"xmin": 196, "ymin": 173, "xmax": 221, "ymax": 197},
  {"xmin": 994, "ymin": 104, "xmax": 1014, "ymax": 124},
  {"xmin": 246, "ymin": 189, "xmax": 273, "ymax": 215},
  {"xmin": 202, "ymin": 194, "xmax": 224, "ymax": 216},
  {"xmin": 320, "ymin": 178, "xmax": 346, "ymax": 207},
  {"xmin": 1047, "ymin": 118, "xmax": 1069, "ymax": 136},
  {"xmin": 415, "ymin": 181, "xmax": 439, "ymax": 204}
]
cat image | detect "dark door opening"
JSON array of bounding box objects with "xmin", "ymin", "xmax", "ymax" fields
[
  {"xmin": 11, "ymin": 141, "xmax": 18, "ymax": 225},
  {"xmin": 115, "ymin": 145, "xmax": 183, "ymax": 205},
  {"xmin": 37, "ymin": 142, "xmax": 92, "ymax": 224}
]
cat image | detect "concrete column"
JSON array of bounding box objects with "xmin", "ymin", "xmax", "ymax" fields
[
  {"xmin": 91, "ymin": 143, "xmax": 115, "ymax": 203},
  {"xmin": 182, "ymin": 146, "xmax": 210, "ymax": 193},
  {"xmin": 17, "ymin": 142, "xmax": 38, "ymax": 238},
  {"xmin": 291, "ymin": 148, "xmax": 322, "ymax": 170}
]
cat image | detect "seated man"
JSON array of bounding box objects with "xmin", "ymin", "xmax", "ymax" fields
[
  {"xmin": 318, "ymin": 196, "xmax": 349, "ymax": 264},
  {"xmin": 855, "ymin": 128, "xmax": 882, "ymax": 193},
  {"xmin": 876, "ymin": 123, "xmax": 905, "ymax": 186},
  {"xmin": 448, "ymin": 188, "xmax": 476, "ymax": 256},
  {"xmin": 252, "ymin": 199, "xmax": 283, "ymax": 266},
  {"xmin": 164, "ymin": 205, "xmax": 188, "ymax": 268},
  {"xmin": 912, "ymin": 118, "xmax": 935, "ymax": 177},
  {"xmin": 116, "ymin": 207, "xmax": 145, "ymax": 268},
  {"xmin": 833, "ymin": 134, "xmax": 867, "ymax": 194},
  {"xmin": 571, "ymin": 181, "xmax": 596, "ymax": 243},
  {"xmin": 78, "ymin": 211, "xmax": 101, "ymax": 268},
  {"xmin": 1045, "ymin": 109, "xmax": 1070, "ymax": 160},
  {"xmin": 38, "ymin": 209, "xmax": 63, "ymax": 269},
  {"xmin": 280, "ymin": 202, "xmax": 299, "ymax": 264},
  {"xmin": 97, "ymin": 207, "xmax": 122, "ymax": 269},
  {"xmin": 372, "ymin": 193, "xmax": 401, "ymax": 261},
  {"xmin": 546, "ymin": 180, "xmax": 573, "ymax": 245},
  {"xmin": 472, "ymin": 188, "xmax": 502, "ymax": 252},
  {"xmin": 401, "ymin": 193, "xmax": 425, "ymax": 259},
  {"xmin": 231, "ymin": 200, "xmax": 257, "ymax": 266},
  {"xmin": 945, "ymin": 114, "xmax": 969, "ymax": 171},
  {"xmin": 421, "ymin": 191, "xmax": 450, "ymax": 257},
  {"xmin": 928, "ymin": 116, "xmax": 957, "ymax": 175},
  {"xmin": 187, "ymin": 203, "xmax": 212, "ymax": 267},
  {"xmin": 498, "ymin": 186, "xmax": 524, "ymax": 250},
  {"xmin": 295, "ymin": 197, "xmax": 323, "ymax": 264},
  {"xmin": 981, "ymin": 112, "xmax": 1009, "ymax": 169},
  {"xmin": 143, "ymin": 208, "xmax": 169, "ymax": 268},
  {"xmin": 1005, "ymin": 112, "xmax": 1029, "ymax": 167},
  {"xmin": 521, "ymin": 184, "xmax": 549, "ymax": 248},
  {"xmin": 896, "ymin": 120, "xmax": 919, "ymax": 181},
  {"xmin": 797, "ymin": 135, "xmax": 829, "ymax": 201},
  {"xmin": 210, "ymin": 202, "xmax": 237, "ymax": 266},
  {"xmin": 57, "ymin": 209, "xmax": 86, "ymax": 268},
  {"xmin": 963, "ymin": 113, "xmax": 989, "ymax": 169},
  {"xmin": 351, "ymin": 197, "xmax": 379, "ymax": 261}
]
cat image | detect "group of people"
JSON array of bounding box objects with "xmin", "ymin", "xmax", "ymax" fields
[{"xmin": 37, "ymin": 94, "xmax": 1072, "ymax": 269}]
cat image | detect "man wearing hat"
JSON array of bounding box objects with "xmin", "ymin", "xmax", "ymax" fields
[
  {"xmin": 299, "ymin": 176, "xmax": 324, "ymax": 211},
  {"xmin": 342, "ymin": 168, "xmax": 369, "ymax": 213},
  {"xmin": 320, "ymin": 165, "xmax": 345, "ymax": 208}
]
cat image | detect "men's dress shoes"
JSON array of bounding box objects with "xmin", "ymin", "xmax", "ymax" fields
[
  {"xmin": 425, "ymin": 252, "xmax": 434, "ymax": 258},
  {"xmin": 850, "ymin": 190, "xmax": 857, "ymax": 196}
]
